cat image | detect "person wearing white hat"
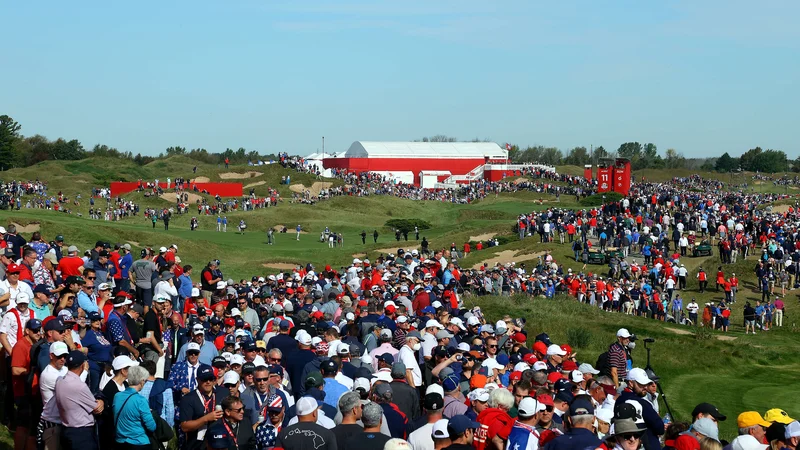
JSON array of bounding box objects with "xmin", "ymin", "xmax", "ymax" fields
[
  {"xmin": 608, "ymin": 329, "xmax": 632, "ymax": 387},
  {"xmin": 545, "ymin": 344, "xmax": 567, "ymax": 372},
  {"xmin": 177, "ymin": 324, "xmax": 217, "ymax": 366},
  {"xmin": 277, "ymin": 396, "xmax": 337, "ymax": 449},
  {"xmin": 616, "ymin": 368, "xmax": 664, "ymax": 450},
  {"xmin": 0, "ymin": 291, "xmax": 33, "ymax": 352},
  {"xmin": 508, "ymin": 397, "xmax": 544, "ymax": 450}
]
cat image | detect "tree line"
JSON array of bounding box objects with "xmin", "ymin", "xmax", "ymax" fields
[{"xmin": 0, "ymin": 115, "xmax": 281, "ymax": 171}]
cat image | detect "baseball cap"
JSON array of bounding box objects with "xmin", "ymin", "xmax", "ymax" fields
[
  {"xmin": 5, "ymin": 264, "xmax": 21, "ymax": 274},
  {"xmin": 693, "ymin": 417, "xmax": 720, "ymax": 441},
  {"xmin": 518, "ymin": 397, "xmax": 544, "ymax": 417},
  {"xmin": 568, "ymin": 398, "xmax": 594, "ymax": 416},
  {"xmin": 44, "ymin": 318, "xmax": 66, "ymax": 332},
  {"xmin": 33, "ymin": 284, "xmax": 51, "ymax": 295},
  {"xmin": 578, "ymin": 363, "xmax": 600, "ymax": 375},
  {"xmin": 442, "ymin": 374, "xmax": 460, "ymax": 392},
  {"xmin": 617, "ymin": 328, "xmax": 632, "ymax": 338},
  {"xmin": 468, "ymin": 388, "xmax": 490, "ymax": 402},
  {"xmin": 49, "ymin": 341, "xmax": 69, "ymax": 356},
  {"xmin": 738, "ymin": 411, "xmax": 771, "ymax": 428},
  {"xmin": 197, "ymin": 365, "xmax": 216, "ymax": 381},
  {"xmin": 186, "ymin": 342, "xmax": 201, "ymax": 353},
  {"xmin": 785, "ymin": 421, "xmax": 800, "ymax": 439},
  {"xmin": 731, "ymin": 435, "xmax": 769, "ymax": 450},
  {"xmin": 26, "ymin": 318, "xmax": 42, "ymax": 331},
  {"xmin": 546, "ymin": 344, "xmax": 567, "ymax": 356},
  {"xmin": 320, "ymin": 360, "xmax": 338, "ymax": 374},
  {"xmin": 448, "ymin": 415, "xmax": 480, "ymax": 434},
  {"xmin": 112, "ymin": 355, "xmax": 139, "ymax": 371},
  {"xmin": 16, "ymin": 293, "xmax": 30, "ymax": 304},
  {"xmin": 692, "ymin": 403, "xmax": 727, "ymax": 421},
  {"xmin": 266, "ymin": 394, "xmax": 284, "ymax": 413},
  {"xmin": 537, "ymin": 394, "xmax": 554, "ymax": 406},
  {"xmin": 66, "ymin": 350, "xmax": 86, "ymax": 368},
  {"xmin": 375, "ymin": 383, "xmax": 393, "ymax": 399},
  {"xmin": 432, "ymin": 419, "xmax": 449, "ymax": 439},
  {"xmin": 424, "ymin": 392, "xmax": 444, "ymax": 410},
  {"xmin": 212, "ymin": 356, "xmax": 228, "ymax": 368},
  {"xmin": 305, "ymin": 372, "xmax": 324, "ymax": 388},
  {"xmin": 764, "ymin": 409, "xmax": 794, "ymax": 425},
  {"xmin": 222, "ymin": 371, "xmax": 240, "ymax": 386},
  {"xmin": 377, "ymin": 353, "xmax": 395, "ymax": 365},
  {"xmin": 627, "ymin": 368, "xmax": 653, "ymax": 385},
  {"xmin": 533, "ymin": 361, "xmax": 548, "ymax": 371},
  {"xmin": 87, "ymin": 311, "xmax": 103, "ymax": 322},
  {"xmin": 296, "ymin": 397, "xmax": 319, "ymax": 416}
]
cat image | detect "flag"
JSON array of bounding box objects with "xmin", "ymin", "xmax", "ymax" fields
[{"xmin": 506, "ymin": 143, "xmax": 511, "ymax": 150}]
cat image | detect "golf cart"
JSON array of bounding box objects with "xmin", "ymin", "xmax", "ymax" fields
[{"xmin": 692, "ymin": 241, "xmax": 713, "ymax": 257}]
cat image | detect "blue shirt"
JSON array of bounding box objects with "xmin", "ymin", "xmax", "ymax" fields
[
  {"xmin": 322, "ymin": 378, "xmax": 349, "ymax": 410},
  {"xmin": 178, "ymin": 274, "xmax": 193, "ymax": 299},
  {"xmin": 82, "ymin": 329, "xmax": 114, "ymax": 364},
  {"xmin": 113, "ymin": 388, "xmax": 156, "ymax": 445},
  {"xmin": 544, "ymin": 427, "xmax": 600, "ymax": 450},
  {"xmin": 177, "ymin": 340, "xmax": 218, "ymax": 366},
  {"xmin": 140, "ymin": 380, "xmax": 175, "ymax": 427},
  {"xmin": 77, "ymin": 291, "xmax": 99, "ymax": 315},
  {"xmin": 120, "ymin": 253, "xmax": 133, "ymax": 279}
]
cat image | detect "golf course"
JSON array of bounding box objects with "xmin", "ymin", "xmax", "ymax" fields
[{"xmin": 2, "ymin": 155, "xmax": 799, "ymax": 441}]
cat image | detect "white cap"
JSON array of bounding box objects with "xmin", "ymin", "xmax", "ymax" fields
[
  {"xmin": 468, "ymin": 388, "xmax": 490, "ymax": 402},
  {"xmin": 432, "ymin": 419, "xmax": 449, "ymax": 438},
  {"xmin": 353, "ymin": 377, "xmax": 371, "ymax": 392},
  {"xmin": 296, "ymin": 331, "xmax": 312, "ymax": 346},
  {"xmin": 457, "ymin": 342, "xmax": 471, "ymax": 352},
  {"xmin": 533, "ymin": 361, "xmax": 548, "ymax": 371},
  {"xmin": 154, "ymin": 295, "xmax": 169, "ymax": 303},
  {"xmin": 595, "ymin": 407, "xmax": 614, "ymax": 424},
  {"xmin": 426, "ymin": 384, "xmax": 444, "ymax": 397},
  {"xmin": 732, "ymin": 435, "xmax": 769, "ymax": 450},
  {"xmin": 221, "ymin": 352, "xmax": 233, "ymax": 362},
  {"xmin": 467, "ymin": 316, "xmax": 481, "ymax": 326},
  {"xmin": 617, "ymin": 328, "xmax": 632, "ymax": 338},
  {"xmin": 231, "ymin": 308, "xmax": 242, "ymax": 317},
  {"xmin": 514, "ymin": 362, "xmax": 531, "ymax": 372},
  {"xmin": 296, "ymin": 397, "xmax": 320, "ymax": 416},
  {"xmin": 159, "ymin": 247, "xmax": 167, "ymax": 253},
  {"xmin": 234, "ymin": 329, "xmax": 248, "ymax": 338},
  {"xmin": 187, "ymin": 342, "xmax": 201, "ymax": 352},
  {"xmin": 0, "ymin": 227, "xmax": 5, "ymax": 233},
  {"xmin": 396, "ymin": 315, "xmax": 408, "ymax": 323},
  {"xmin": 518, "ymin": 397, "xmax": 544, "ymax": 417},
  {"xmin": 230, "ymin": 354, "xmax": 245, "ymax": 366},
  {"xmin": 425, "ymin": 320, "xmax": 444, "ymax": 329},
  {"xmin": 192, "ymin": 324, "xmax": 205, "ymax": 335},
  {"xmin": 571, "ymin": 370, "xmax": 584, "ymax": 383},
  {"xmin": 481, "ymin": 358, "xmax": 504, "ymax": 371},
  {"xmin": 495, "ymin": 320, "xmax": 508, "ymax": 333},
  {"xmin": 16, "ymin": 293, "xmax": 30, "ymax": 304},
  {"xmin": 627, "ymin": 368, "xmax": 653, "ymax": 385},
  {"xmin": 112, "ymin": 355, "xmax": 139, "ymax": 371},
  {"xmin": 50, "ymin": 341, "xmax": 69, "ymax": 356},
  {"xmin": 171, "ymin": 244, "xmax": 178, "ymax": 250},
  {"xmin": 431, "ymin": 301, "xmax": 442, "ymax": 309},
  {"xmin": 450, "ymin": 317, "xmax": 466, "ymax": 330},
  {"xmin": 353, "ymin": 258, "xmax": 362, "ymax": 264},
  {"xmin": 578, "ymin": 363, "xmax": 600, "ymax": 375},
  {"xmin": 785, "ymin": 421, "xmax": 800, "ymax": 439},
  {"xmin": 345, "ymin": 312, "xmax": 355, "ymax": 321},
  {"xmin": 546, "ymin": 344, "xmax": 567, "ymax": 356},
  {"xmin": 191, "ymin": 288, "xmax": 201, "ymax": 297},
  {"xmin": 311, "ymin": 336, "xmax": 323, "ymax": 346},
  {"xmin": 252, "ymin": 355, "xmax": 266, "ymax": 367},
  {"xmin": 97, "ymin": 283, "xmax": 111, "ymax": 291},
  {"xmin": 223, "ymin": 371, "xmax": 240, "ymax": 385},
  {"xmin": 216, "ymin": 281, "xmax": 226, "ymax": 290},
  {"xmin": 337, "ymin": 343, "xmax": 350, "ymax": 354}
]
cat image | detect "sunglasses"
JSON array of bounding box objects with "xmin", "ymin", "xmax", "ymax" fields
[
  {"xmin": 267, "ymin": 410, "xmax": 282, "ymax": 415},
  {"xmin": 487, "ymin": 345, "xmax": 498, "ymax": 348},
  {"xmin": 87, "ymin": 277, "xmax": 97, "ymax": 280},
  {"xmin": 255, "ymin": 377, "xmax": 269, "ymax": 383},
  {"xmin": 544, "ymin": 406, "xmax": 554, "ymax": 412},
  {"xmin": 84, "ymin": 286, "xmax": 95, "ymax": 289},
  {"xmin": 224, "ymin": 384, "xmax": 238, "ymax": 389},
  {"xmin": 55, "ymin": 354, "xmax": 67, "ymax": 359},
  {"xmin": 269, "ymin": 357, "xmax": 281, "ymax": 363},
  {"xmin": 187, "ymin": 351, "xmax": 200, "ymax": 356},
  {"xmin": 620, "ymin": 434, "xmax": 641, "ymax": 441}
]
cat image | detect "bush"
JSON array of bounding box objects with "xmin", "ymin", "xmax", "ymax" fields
[
  {"xmin": 385, "ymin": 219, "xmax": 432, "ymax": 234},
  {"xmin": 579, "ymin": 192, "xmax": 624, "ymax": 207},
  {"xmin": 566, "ymin": 327, "xmax": 593, "ymax": 349},
  {"xmin": 495, "ymin": 235, "xmax": 514, "ymax": 246},
  {"xmin": 694, "ymin": 326, "xmax": 713, "ymax": 341}
]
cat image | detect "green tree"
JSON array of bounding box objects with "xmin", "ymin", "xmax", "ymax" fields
[
  {"xmin": 714, "ymin": 152, "xmax": 738, "ymax": 172},
  {"xmin": 564, "ymin": 146, "xmax": 590, "ymax": 166},
  {"xmin": 739, "ymin": 147, "xmax": 787, "ymax": 173},
  {"xmin": 591, "ymin": 146, "xmax": 608, "ymax": 163},
  {"xmin": 664, "ymin": 148, "xmax": 686, "ymax": 169},
  {"xmin": 165, "ymin": 146, "xmax": 186, "ymax": 155},
  {"xmin": 507, "ymin": 144, "xmax": 520, "ymax": 163},
  {"xmin": 0, "ymin": 115, "xmax": 22, "ymax": 170},
  {"xmin": 617, "ymin": 142, "xmax": 643, "ymax": 160}
]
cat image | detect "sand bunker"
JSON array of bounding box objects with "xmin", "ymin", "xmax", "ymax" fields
[
  {"xmin": 289, "ymin": 182, "xmax": 333, "ymax": 196},
  {"xmin": 192, "ymin": 176, "xmax": 210, "ymax": 183},
  {"xmin": 11, "ymin": 222, "xmax": 40, "ymax": 233},
  {"xmin": 262, "ymin": 263, "xmax": 298, "ymax": 270},
  {"xmin": 473, "ymin": 250, "xmax": 547, "ymax": 269},
  {"xmin": 666, "ymin": 327, "xmax": 737, "ymax": 341},
  {"xmin": 754, "ymin": 181, "xmax": 764, "ymax": 185},
  {"xmin": 352, "ymin": 253, "xmax": 367, "ymax": 258},
  {"xmin": 771, "ymin": 205, "xmax": 792, "ymax": 214},
  {"xmin": 220, "ymin": 171, "xmax": 262, "ymax": 179},
  {"xmin": 469, "ymin": 233, "xmax": 496, "ymax": 242},
  {"xmin": 272, "ymin": 224, "xmax": 307, "ymax": 234},
  {"xmin": 160, "ymin": 192, "xmax": 203, "ymax": 204},
  {"xmin": 244, "ymin": 181, "xmax": 266, "ymax": 189}
]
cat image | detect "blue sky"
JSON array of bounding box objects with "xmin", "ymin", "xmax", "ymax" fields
[{"xmin": 3, "ymin": 1, "xmax": 798, "ymax": 158}]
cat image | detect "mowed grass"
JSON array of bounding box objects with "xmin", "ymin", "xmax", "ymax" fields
[{"xmin": 3, "ymin": 157, "xmax": 800, "ymax": 443}]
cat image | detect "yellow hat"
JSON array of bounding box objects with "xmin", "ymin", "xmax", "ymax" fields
[
  {"xmin": 764, "ymin": 409, "xmax": 795, "ymax": 425},
  {"xmin": 737, "ymin": 411, "xmax": 771, "ymax": 428},
  {"xmin": 256, "ymin": 340, "xmax": 267, "ymax": 349}
]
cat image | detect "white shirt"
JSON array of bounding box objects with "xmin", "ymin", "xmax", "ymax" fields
[
  {"xmin": 398, "ymin": 345, "xmax": 422, "ymax": 386},
  {"xmin": 0, "ymin": 307, "xmax": 32, "ymax": 348},
  {"xmin": 287, "ymin": 409, "xmax": 336, "ymax": 428},
  {"xmin": 408, "ymin": 422, "xmax": 434, "ymax": 450},
  {"xmin": 421, "ymin": 333, "xmax": 437, "ymax": 359},
  {"xmin": 687, "ymin": 302, "xmax": 699, "ymax": 313},
  {"xmin": 665, "ymin": 279, "xmax": 675, "ymax": 290},
  {"xmin": 335, "ymin": 372, "xmax": 354, "ymax": 389},
  {"xmin": 0, "ymin": 280, "xmax": 34, "ymax": 313},
  {"xmin": 154, "ymin": 280, "xmax": 178, "ymax": 300},
  {"xmin": 40, "ymin": 364, "xmax": 68, "ymax": 405}
]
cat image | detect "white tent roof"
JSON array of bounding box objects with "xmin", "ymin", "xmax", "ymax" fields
[{"xmin": 342, "ymin": 141, "xmax": 506, "ymax": 159}]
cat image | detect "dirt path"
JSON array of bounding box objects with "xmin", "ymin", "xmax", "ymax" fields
[
  {"xmin": 160, "ymin": 192, "xmax": 203, "ymax": 204},
  {"xmin": 262, "ymin": 263, "xmax": 298, "ymax": 270},
  {"xmin": 11, "ymin": 222, "xmax": 40, "ymax": 233},
  {"xmin": 220, "ymin": 171, "xmax": 262, "ymax": 179},
  {"xmin": 289, "ymin": 182, "xmax": 333, "ymax": 196},
  {"xmin": 469, "ymin": 233, "xmax": 496, "ymax": 242},
  {"xmin": 192, "ymin": 176, "xmax": 210, "ymax": 183},
  {"xmin": 244, "ymin": 181, "xmax": 266, "ymax": 189}
]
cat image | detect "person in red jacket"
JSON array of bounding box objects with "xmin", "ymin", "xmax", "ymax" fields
[{"xmin": 474, "ymin": 388, "xmax": 514, "ymax": 450}]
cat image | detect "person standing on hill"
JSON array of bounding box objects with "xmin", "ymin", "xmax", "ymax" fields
[
  {"xmin": 361, "ymin": 231, "xmax": 367, "ymax": 244},
  {"xmin": 374, "ymin": 230, "xmax": 379, "ymax": 243}
]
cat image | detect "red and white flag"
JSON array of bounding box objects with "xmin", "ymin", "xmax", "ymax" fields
[{"xmin": 506, "ymin": 143, "xmax": 511, "ymax": 150}]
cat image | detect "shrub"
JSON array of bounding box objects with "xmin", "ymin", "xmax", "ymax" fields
[
  {"xmin": 694, "ymin": 326, "xmax": 713, "ymax": 341},
  {"xmin": 579, "ymin": 192, "xmax": 624, "ymax": 207},
  {"xmin": 384, "ymin": 219, "xmax": 432, "ymax": 233},
  {"xmin": 566, "ymin": 327, "xmax": 593, "ymax": 349}
]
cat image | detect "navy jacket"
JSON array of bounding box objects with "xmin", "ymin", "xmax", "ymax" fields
[{"xmin": 616, "ymin": 391, "xmax": 664, "ymax": 450}]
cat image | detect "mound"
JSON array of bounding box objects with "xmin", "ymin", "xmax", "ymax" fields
[
  {"xmin": 219, "ymin": 171, "xmax": 262, "ymax": 179},
  {"xmin": 244, "ymin": 181, "xmax": 266, "ymax": 189},
  {"xmin": 262, "ymin": 263, "xmax": 298, "ymax": 270},
  {"xmin": 11, "ymin": 222, "xmax": 40, "ymax": 233},
  {"xmin": 160, "ymin": 192, "xmax": 203, "ymax": 204},
  {"xmin": 289, "ymin": 182, "xmax": 333, "ymax": 196},
  {"xmin": 469, "ymin": 233, "xmax": 496, "ymax": 242},
  {"xmin": 192, "ymin": 176, "xmax": 210, "ymax": 183}
]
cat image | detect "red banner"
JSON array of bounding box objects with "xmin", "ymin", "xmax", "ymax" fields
[
  {"xmin": 613, "ymin": 159, "xmax": 631, "ymax": 196},
  {"xmin": 584, "ymin": 165, "xmax": 593, "ymax": 182},
  {"xmin": 597, "ymin": 167, "xmax": 612, "ymax": 192}
]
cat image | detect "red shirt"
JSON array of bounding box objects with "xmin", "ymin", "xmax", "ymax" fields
[
  {"xmin": 110, "ymin": 251, "xmax": 122, "ymax": 280},
  {"xmin": 59, "ymin": 256, "xmax": 85, "ymax": 277},
  {"xmin": 474, "ymin": 408, "xmax": 514, "ymax": 450},
  {"xmin": 10, "ymin": 337, "xmax": 32, "ymax": 398}
]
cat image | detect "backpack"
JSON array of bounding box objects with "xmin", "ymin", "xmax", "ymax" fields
[{"xmin": 595, "ymin": 350, "xmax": 612, "ymax": 377}]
